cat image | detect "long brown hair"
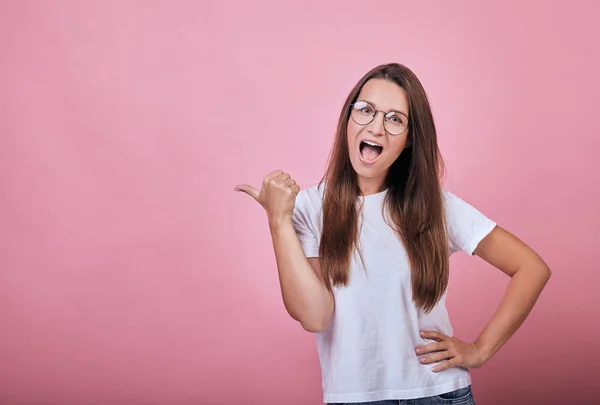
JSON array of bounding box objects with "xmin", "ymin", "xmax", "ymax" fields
[{"xmin": 318, "ymin": 63, "xmax": 448, "ymax": 313}]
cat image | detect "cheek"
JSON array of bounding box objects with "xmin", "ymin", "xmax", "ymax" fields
[
  {"xmin": 387, "ymin": 138, "xmax": 408, "ymax": 159},
  {"xmin": 346, "ymin": 122, "xmax": 361, "ymax": 143}
]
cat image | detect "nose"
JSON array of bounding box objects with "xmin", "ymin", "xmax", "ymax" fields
[{"xmin": 367, "ymin": 111, "xmax": 386, "ymax": 136}]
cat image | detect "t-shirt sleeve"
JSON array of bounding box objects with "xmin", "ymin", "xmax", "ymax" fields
[
  {"xmin": 291, "ymin": 189, "xmax": 320, "ymax": 258},
  {"xmin": 444, "ymin": 190, "xmax": 497, "ymax": 255}
]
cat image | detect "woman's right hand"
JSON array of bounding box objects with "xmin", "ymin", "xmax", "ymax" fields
[{"xmin": 235, "ymin": 170, "xmax": 300, "ymax": 227}]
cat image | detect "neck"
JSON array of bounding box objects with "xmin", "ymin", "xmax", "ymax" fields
[{"xmin": 357, "ymin": 176, "xmax": 387, "ymax": 196}]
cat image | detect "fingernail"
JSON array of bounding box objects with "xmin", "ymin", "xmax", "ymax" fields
[
  {"xmin": 420, "ymin": 358, "xmax": 426, "ymax": 363},
  {"xmin": 420, "ymin": 331, "xmax": 425, "ymax": 336},
  {"xmin": 415, "ymin": 348, "xmax": 421, "ymax": 353}
]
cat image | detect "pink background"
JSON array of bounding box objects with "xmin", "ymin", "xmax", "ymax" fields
[{"xmin": 1, "ymin": 1, "xmax": 598, "ymax": 404}]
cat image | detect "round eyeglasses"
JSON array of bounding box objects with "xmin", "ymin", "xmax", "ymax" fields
[{"xmin": 350, "ymin": 100, "xmax": 409, "ymax": 135}]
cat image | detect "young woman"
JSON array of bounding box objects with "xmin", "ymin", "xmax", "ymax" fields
[{"xmin": 235, "ymin": 63, "xmax": 551, "ymax": 405}]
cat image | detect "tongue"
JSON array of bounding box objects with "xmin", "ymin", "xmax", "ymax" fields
[{"xmin": 362, "ymin": 145, "xmax": 381, "ymax": 161}]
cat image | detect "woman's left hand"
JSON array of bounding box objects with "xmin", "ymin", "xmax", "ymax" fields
[{"xmin": 415, "ymin": 330, "xmax": 489, "ymax": 372}]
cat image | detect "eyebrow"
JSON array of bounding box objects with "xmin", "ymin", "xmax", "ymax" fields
[{"xmin": 361, "ymin": 99, "xmax": 408, "ymax": 117}]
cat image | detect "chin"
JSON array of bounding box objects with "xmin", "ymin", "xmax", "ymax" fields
[{"xmin": 350, "ymin": 159, "xmax": 387, "ymax": 180}]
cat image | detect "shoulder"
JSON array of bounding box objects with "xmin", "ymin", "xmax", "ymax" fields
[
  {"xmin": 296, "ymin": 182, "xmax": 325, "ymax": 209},
  {"xmin": 441, "ymin": 188, "xmax": 460, "ymax": 203},
  {"xmin": 292, "ymin": 183, "xmax": 324, "ymax": 235},
  {"xmin": 441, "ymin": 188, "xmax": 497, "ymax": 255},
  {"xmin": 441, "ymin": 188, "xmax": 495, "ymax": 223},
  {"xmin": 441, "ymin": 188, "xmax": 478, "ymax": 216},
  {"xmin": 293, "ymin": 182, "xmax": 325, "ymax": 225}
]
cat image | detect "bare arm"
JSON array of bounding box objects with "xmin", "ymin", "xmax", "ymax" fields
[
  {"xmin": 270, "ymin": 219, "xmax": 333, "ymax": 332},
  {"xmin": 418, "ymin": 225, "xmax": 552, "ymax": 371},
  {"xmin": 471, "ymin": 225, "xmax": 552, "ymax": 360},
  {"xmin": 235, "ymin": 170, "xmax": 334, "ymax": 333}
]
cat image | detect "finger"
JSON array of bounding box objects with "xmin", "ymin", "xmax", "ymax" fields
[
  {"xmin": 415, "ymin": 341, "xmax": 446, "ymax": 354},
  {"xmin": 264, "ymin": 170, "xmax": 284, "ymax": 184},
  {"xmin": 291, "ymin": 184, "xmax": 300, "ymax": 195},
  {"xmin": 234, "ymin": 184, "xmax": 260, "ymax": 201},
  {"xmin": 276, "ymin": 172, "xmax": 291, "ymax": 182},
  {"xmin": 419, "ymin": 350, "xmax": 451, "ymax": 364},
  {"xmin": 431, "ymin": 358, "xmax": 458, "ymax": 372},
  {"xmin": 420, "ymin": 330, "xmax": 447, "ymax": 342},
  {"xmin": 283, "ymin": 178, "xmax": 296, "ymax": 187}
]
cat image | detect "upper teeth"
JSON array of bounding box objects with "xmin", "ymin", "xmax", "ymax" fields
[{"xmin": 364, "ymin": 141, "xmax": 381, "ymax": 148}]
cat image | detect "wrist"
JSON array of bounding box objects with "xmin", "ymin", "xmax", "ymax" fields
[
  {"xmin": 473, "ymin": 340, "xmax": 494, "ymax": 363},
  {"xmin": 268, "ymin": 216, "xmax": 292, "ymax": 231}
]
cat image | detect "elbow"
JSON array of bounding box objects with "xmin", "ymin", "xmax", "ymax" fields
[
  {"xmin": 528, "ymin": 262, "xmax": 552, "ymax": 287},
  {"xmin": 515, "ymin": 259, "xmax": 552, "ymax": 284},
  {"xmin": 534, "ymin": 256, "xmax": 552, "ymax": 282},
  {"xmin": 542, "ymin": 264, "xmax": 552, "ymax": 282},
  {"xmin": 297, "ymin": 308, "xmax": 332, "ymax": 333},
  {"xmin": 286, "ymin": 294, "xmax": 334, "ymax": 333},
  {"xmin": 300, "ymin": 316, "xmax": 330, "ymax": 333}
]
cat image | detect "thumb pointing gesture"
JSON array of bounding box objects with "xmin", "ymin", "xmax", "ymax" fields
[
  {"xmin": 234, "ymin": 184, "xmax": 260, "ymax": 202},
  {"xmin": 234, "ymin": 170, "xmax": 300, "ymax": 225}
]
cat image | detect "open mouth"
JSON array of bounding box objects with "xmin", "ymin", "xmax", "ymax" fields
[{"xmin": 359, "ymin": 140, "xmax": 383, "ymax": 163}]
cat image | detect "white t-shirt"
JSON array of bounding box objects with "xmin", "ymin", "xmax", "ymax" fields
[{"xmin": 291, "ymin": 184, "xmax": 497, "ymax": 404}]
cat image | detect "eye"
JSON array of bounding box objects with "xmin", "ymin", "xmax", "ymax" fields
[
  {"xmin": 353, "ymin": 101, "xmax": 374, "ymax": 115},
  {"xmin": 387, "ymin": 113, "xmax": 406, "ymax": 125}
]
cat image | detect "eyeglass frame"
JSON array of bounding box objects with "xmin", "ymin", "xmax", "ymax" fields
[{"xmin": 349, "ymin": 100, "xmax": 410, "ymax": 136}]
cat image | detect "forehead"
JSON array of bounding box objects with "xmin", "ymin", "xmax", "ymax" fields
[{"xmin": 357, "ymin": 78, "xmax": 408, "ymax": 114}]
